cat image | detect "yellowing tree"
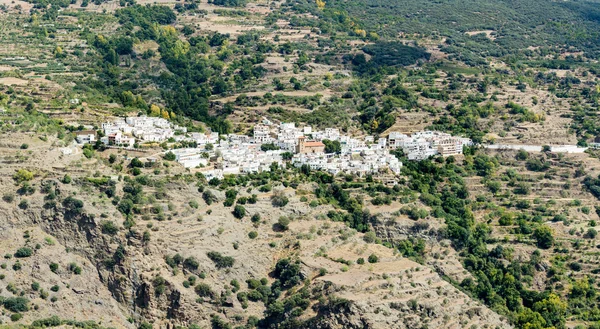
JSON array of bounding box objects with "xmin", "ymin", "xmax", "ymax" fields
[
  {"xmin": 354, "ymin": 29, "xmax": 367, "ymax": 38},
  {"xmin": 161, "ymin": 109, "xmax": 170, "ymax": 119},
  {"xmin": 161, "ymin": 25, "xmax": 177, "ymax": 38},
  {"xmin": 172, "ymin": 40, "xmax": 190, "ymax": 59},
  {"xmin": 53, "ymin": 46, "xmax": 63, "ymax": 57},
  {"xmin": 316, "ymin": 0, "xmax": 325, "ymax": 9},
  {"xmin": 370, "ymin": 119, "xmax": 379, "ymax": 131},
  {"xmin": 169, "ymin": 111, "xmax": 176, "ymax": 119},
  {"xmin": 150, "ymin": 104, "xmax": 161, "ymax": 117},
  {"xmin": 13, "ymin": 169, "xmax": 34, "ymax": 183}
]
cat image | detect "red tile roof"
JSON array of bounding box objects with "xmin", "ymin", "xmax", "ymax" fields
[{"xmin": 304, "ymin": 141, "xmax": 325, "ymax": 147}]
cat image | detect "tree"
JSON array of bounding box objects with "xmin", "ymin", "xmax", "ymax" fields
[
  {"xmin": 516, "ymin": 149, "xmax": 529, "ymax": 161},
  {"xmin": 130, "ymin": 158, "xmax": 144, "ymax": 168},
  {"xmin": 533, "ymin": 225, "xmax": 554, "ymax": 249},
  {"xmin": 271, "ymin": 191, "xmax": 289, "ymax": 207},
  {"xmin": 368, "ymin": 254, "xmax": 379, "ymax": 263},
  {"xmin": 195, "ymin": 283, "xmax": 214, "ymax": 297},
  {"xmin": 274, "ymin": 258, "xmax": 301, "ymax": 288},
  {"xmin": 150, "ymin": 104, "xmax": 161, "ymax": 117},
  {"xmin": 533, "ymin": 293, "xmax": 566, "ymax": 328},
  {"xmin": 184, "ymin": 257, "xmax": 199, "ymax": 270},
  {"xmin": 277, "ymin": 216, "xmax": 290, "ymax": 231},
  {"xmin": 261, "ymin": 143, "xmax": 280, "ymax": 151},
  {"xmin": 206, "ymin": 251, "xmax": 235, "ymax": 268},
  {"xmin": 13, "ymin": 169, "xmax": 34, "ymax": 183},
  {"xmin": 233, "ymin": 205, "xmax": 246, "ymax": 219},
  {"xmin": 322, "ymin": 139, "xmax": 341, "ymax": 154},
  {"xmin": 14, "ymin": 247, "xmax": 33, "ymax": 258},
  {"xmin": 101, "ymin": 221, "xmax": 119, "ymax": 235},
  {"xmin": 164, "ymin": 151, "xmax": 176, "ymax": 161},
  {"xmin": 203, "ymin": 190, "xmax": 218, "ymax": 205},
  {"xmin": 3, "ymin": 297, "xmax": 29, "ymax": 312}
]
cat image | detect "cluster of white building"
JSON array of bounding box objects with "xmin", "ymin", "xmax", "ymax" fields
[
  {"xmin": 172, "ymin": 120, "xmax": 471, "ymax": 180},
  {"xmin": 387, "ymin": 131, "xmax": 472, "ymax": 160},
  {"xmin": 97, "ymin": 116, "xmax": 187, "ymax": 147}
]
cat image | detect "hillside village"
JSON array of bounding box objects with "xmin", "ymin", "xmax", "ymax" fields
[{"xmin": 82, "ymin": 115, "xmax": 473, "ymax": 179}]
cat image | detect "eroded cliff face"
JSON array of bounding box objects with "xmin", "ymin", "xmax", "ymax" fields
[{"xmin": 0, "ymin": 203, "xmax": 132, "ymax": 327}]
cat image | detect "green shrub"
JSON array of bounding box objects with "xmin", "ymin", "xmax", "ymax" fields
[
  {"xmin": 189, "ymin": 200, "xmax": 199, "ymax": 209},
  {"xmin": 184, "ymin": 256, "xmax": 199, "ymax": 270},
  {"xmin": 271, "ymin": 191, "xmax": 289, "ymax": 207},
  {"xmin": 14, "ymin": 247, "xmax": 33, "ymax": 258},
  {"xmin": 206, "ymin": 251, "xmax": 235, "ymax": 268},
  {"xmin": 368, "ymin": 254, "xmax": 379, "ymax": 263},
  {"xmin": 3, "ymin": 297, "xmax": 29, "ymax": 312},
  {"xmin": 233, "ymin": 205, "xmax": 246, "ymax": 219},
  {"xmin": 194, "ymin": 283, "xmax": 214, "ymax": 298},
  {"xmin": 69, "ymin": 262, "xmax": 82, "ymax": 274},
  {"xmin": 277, "ymin": 216, "xmax": 290, "ymax": 231},
  {"xmin": 100, "ymin": 221, "xmax": 119, "ymax": 235},
  {"xmin": 202, "ymin": 190, "xmax": 218, "ymax": 205}
]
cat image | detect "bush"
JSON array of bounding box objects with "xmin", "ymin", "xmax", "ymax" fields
[
  {"xmin": 100, "ymin": 221, "xmax": 119, "ymax": 235},
  {"xmin": 368, "ymin": 254, "xmax": 379, "ymax": 263},
  {"xmin": 271, "ymin": 191, "xmax": 289, "ymax": 207},
  {"xmin": 248, "ymin": 231, "xmax": 258, "ymax": 239},
  {"xmin": 363, "ymin": 231, "xmax": 377, "ymax": 243},
  {"xmin": 18, "ymin": 200, "xmax": 29, "ymax": 210},
  {"xmin": 194, "ymin": 283, "xmax": 214, "ymax": 298},
  {"xmin": 202, "ymin": 190, "xmax": 218, "ymax": 205},
  {"xmin": 207, "ymin": 251, "xmax": 235, "ymax": 268},
  {"xmin": 184, "ymin": 257, "xmax": 199, "ymax": 270},
  {"xmin": 83, "ymin": 148, "xmax": 94, "ymax": 159},
  {"xmin": 164, "ymin": 151, "xmax": 176, "ymax": 161},
  {"xmin": 50, "ymin": 262, "xmax": 59, "ymax": 273},
  {"xmin": 274, "ymin": 258, "xmax": 301, "ymax": 288},
  {"xmin": 69, "ymin": 262, "xmax": 82, "ymax": 274},
  {"xmin": 277, "ymin": 216, "xmax": 290, "ymax": 231},
  {"xmin": 14, "ymin": 247, "xmax": 33, "ymax": 258},
  {"xmin": 11, "ymin": 313, "xmax": 23, "ymax": 322},
  {"xmin": 62, "ymin": 196, "xmax": 84, "ymax": 214},
  {"xmin": 251, "ymin": 213, "xmax": 261, "ymax": 223},
  {"xmin": 3, "ymin": 297, "xmax": 29, "ymax": 312},
  {"xmin": 13, "ymin": 169, "xmax": 34, "ymax": 183},
  {"xmin": 3, "ymin": 193, "xmax": 14, "ymax": 203},
  {"xmin": 533, "ymin": 225, "xmax": 554, "ymax": 249},
  {"xmin": 233, "ymin": 205, "xmax": 246, "ymax": 219}
]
